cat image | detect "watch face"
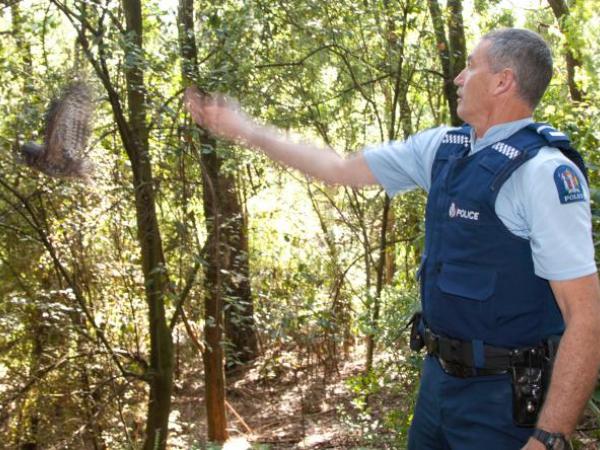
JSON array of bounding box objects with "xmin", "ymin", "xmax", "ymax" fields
[{"xmin": 548, "ymin": 435, "xmax": 566, "ymax": 450}]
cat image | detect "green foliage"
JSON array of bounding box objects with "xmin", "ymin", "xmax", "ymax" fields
[
  {"xmin": 0, "ymin": 0, "xmax": 599, "ymax": 448},
  {"xmin": 339, "ymin": 287, "xmax": 421, "ymax": 448}
]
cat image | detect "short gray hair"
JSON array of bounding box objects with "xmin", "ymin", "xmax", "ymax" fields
[{"xmin": 483, "ymin": 28, "xmax": 553, "ymax": 108}]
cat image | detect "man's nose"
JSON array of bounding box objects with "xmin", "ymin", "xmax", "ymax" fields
[{"xmin": 454, "ymin": 69, "xmax": 465, "ymax": 86}]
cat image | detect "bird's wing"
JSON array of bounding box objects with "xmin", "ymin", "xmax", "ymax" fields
[{"xmin": 45, "ymin": 82, "xmax": 94, "ymax": 165}]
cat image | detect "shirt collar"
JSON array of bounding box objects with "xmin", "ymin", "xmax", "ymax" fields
[{"xmin": 469, "ymin": 117, "xmax": 534, "ymax": 154}]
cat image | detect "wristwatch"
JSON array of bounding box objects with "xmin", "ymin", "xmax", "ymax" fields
[{"xmin": 532, "ymin": 428, "xmax": 569, "ymax": 450}]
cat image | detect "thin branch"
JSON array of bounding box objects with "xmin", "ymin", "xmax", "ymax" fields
[
  {"xmin": 168, "ymin": 250, "xmax": 204, "ymax": 330},
  {"xmin": 255, "ymin": 44, "xmax": 337, "ymax": 69},
  {"xmin": 147, "ymin": 87, "xmax": 186, "ymax": 132},
  {"xmin": 0, "ymin": 178, "xmax": 144, "ymax": 381}
]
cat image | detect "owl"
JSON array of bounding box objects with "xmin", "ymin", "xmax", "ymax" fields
[{"xmin": 20, "ymin": 81, "xmax": 94, "ymax": 180}]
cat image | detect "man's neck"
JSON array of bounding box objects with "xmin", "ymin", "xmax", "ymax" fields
[{"xmin": 471, "ymin": 101, "xmax": 533, "ymax": 138}]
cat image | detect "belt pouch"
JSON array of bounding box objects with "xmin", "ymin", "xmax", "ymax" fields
[{"xmin": 409, "ymin": 312, "xmax": 425, "ymax": 352}]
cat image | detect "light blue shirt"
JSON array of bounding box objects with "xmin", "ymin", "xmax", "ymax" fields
[{"xmin": 363, "ymin": 118, "xmax": 596, "ymax": 281}]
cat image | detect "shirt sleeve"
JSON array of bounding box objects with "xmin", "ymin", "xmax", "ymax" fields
[
  {"xmin": 362, "ymin": 126, "xmax": 453, "ymax": 196},
  {"xmin": 516, "ymin": 147, "xmax": 597, "ymax": 281}
]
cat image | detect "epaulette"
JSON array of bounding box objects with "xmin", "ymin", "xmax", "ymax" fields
[{"xmin": 526, "ymin": 123, "xmax": 570, "ymax": 146}]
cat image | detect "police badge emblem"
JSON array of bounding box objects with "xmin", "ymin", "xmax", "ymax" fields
[{"xmin": 554, "ymin": 165, "xmax": 585, "ymax": 204}]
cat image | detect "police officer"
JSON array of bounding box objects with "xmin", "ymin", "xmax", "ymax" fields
[{"xmin": 185, "ymin": 28, "xmax": 600, "ymax": 450}]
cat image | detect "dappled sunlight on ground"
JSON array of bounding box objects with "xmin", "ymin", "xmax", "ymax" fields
[
  {"xmin": 223, "ymin": 436, "xmax": 252, "ymax": 450},
  {"xmin": 296, "ymin": 431, "xmax": 335, "ymax": 449},
  {"xmin": 168, "ymin": 345, "xmax": 418, "ymax": 449}
]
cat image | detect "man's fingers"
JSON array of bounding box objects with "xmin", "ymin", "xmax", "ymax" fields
[
  {"xmin": 184, "ymin": 87, "xmax": 210, "ymax": 126},
  {"xmin": 184, "ymin": 88, "xmax": 236, "ymax": 113},
  {"xmin": 184, "ymin": 86, "xmax": 203, "ymax": 101},
  {"xmin": 184, "ymin": 87, "xmax": 209, "ymax": 110},
  {"xmin": 183, "ymin": 89, "xmax": 242, "ymax": 137}
]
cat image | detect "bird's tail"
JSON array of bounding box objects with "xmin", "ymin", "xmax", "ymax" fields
[{"xmin": 71, "ymin": 158, "xmax": 95, "ymax": 183}]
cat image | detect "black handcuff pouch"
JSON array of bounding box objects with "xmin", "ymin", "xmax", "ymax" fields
[
  {"xmin": 510, "ymin": 336, "xmax": 560, "ymax": 427},
  {"xmin": 408, "ymin": 311, "xmax": 425, "ymax": 352}
]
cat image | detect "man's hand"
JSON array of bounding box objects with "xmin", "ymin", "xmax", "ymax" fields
[
  {"xmin": 184, "ymin": 87, "xmax": 252, "ymax": 142},
  {"xmin": 520, "ymin": 437, "xmax": 547, "ymax": 450}
]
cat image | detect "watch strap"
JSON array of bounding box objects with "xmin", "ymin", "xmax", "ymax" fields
[{"xmin": 532, "ymin": 428, "xmax": 568, "ymax": 449}]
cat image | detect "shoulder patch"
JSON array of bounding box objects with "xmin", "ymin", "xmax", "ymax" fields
[{"xmin": 554, "ymin": 165, "xmax": 586, "ymax": 204}]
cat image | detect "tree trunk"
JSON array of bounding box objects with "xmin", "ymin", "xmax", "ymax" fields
[
  {"xmin": 121, "ymin": 2, "xmax": 173, "ymax": 449},
  {"xmin": 447, "ymin": 0, "xmax": 466, "ymax": 83},
  {"xmin": 221, "ymin": 177, "xmax": 258, "ymax": 367},
  {"xmin": 366, "ymin": 194, "xmax": 392, "ymax": 372},
  {"xmin": 547, "ymin": 0, "xmax": 584, "ymax": 101},
  {"xmin": 428, "ymin": 0, "xmax": 465, "ymax": 126},
  {"xmin": 178, "ymin": 0, "xmax": 256, "ymax": 371},
  {"xmin": 177, "ymin": 0, "xmax": 228, "ymax": 441},
  {"xmin": 199, "ymin": 148, "xmax": 229, "ymax": 442},
  {"xmin": 366, "ymin": 0, "xmax": 410, "ymax": 371},
  {"xmin": 41, "ymin": 2, "xmax": 176, "ymax": 445}
]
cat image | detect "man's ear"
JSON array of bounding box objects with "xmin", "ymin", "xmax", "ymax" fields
[{"xmin": 493, "ymin": 68, "xmax": 517, "ymax": 96}]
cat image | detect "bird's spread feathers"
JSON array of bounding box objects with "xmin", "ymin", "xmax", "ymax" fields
[{"xmin": 20, "ymin": 81, "xmax": 94, "ymax": 180}]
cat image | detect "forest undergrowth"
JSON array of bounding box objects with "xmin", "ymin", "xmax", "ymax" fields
[
  {"xmin": 169, "ymin": 345, "xmax": 600, "ymax": 450},
  {"xmin": 169, "ymin": 344, "xmax": 417, "ymax": 450}
]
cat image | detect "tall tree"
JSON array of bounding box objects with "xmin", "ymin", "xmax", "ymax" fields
[
  {"xmin": 547, "ymin": 0, "xmax": 584, "ymax": 101},
  {"xmin": 428, "ymin": 0, "xmax": 466, "ymax": 125},
  {"xmin": 178, "ymin": 1, "xmax": 258, "ymax": 372},
  {"xmin": 119, "ymin": 3, "xmax": 175, "ymax": 449},
  {"xmin": 366, "ymin": 0, "xmax": 415, "ymax": 372},
  {"xmin": 120, "ymin": 2, "xmax": 174, "ymax": 448},
  {"xmin": 50, "ymin": 1, "xmax": 175, "ymax": 448},
  {"xmin": 177, "ymin": 0, "xmax": 227, "ymax": 441},
  {"xmin": 222, "ymin": 187, "xmax": 258, "ymax": 368}
]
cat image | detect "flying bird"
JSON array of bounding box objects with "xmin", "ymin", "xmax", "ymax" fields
[{"xmin": 20, "ymin": 81, "xmax": 94, "ymax": 180}]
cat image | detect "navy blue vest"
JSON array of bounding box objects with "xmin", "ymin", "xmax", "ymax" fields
[{"xmin": 420, "ymin": 123, "xmax": 587, "ymax": 354}]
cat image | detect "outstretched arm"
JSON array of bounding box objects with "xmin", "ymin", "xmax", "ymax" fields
[{"xmin": 184, "ymin": 87, "xmax": 378, "ymax": 187}]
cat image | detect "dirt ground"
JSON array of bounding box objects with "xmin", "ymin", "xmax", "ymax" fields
[
  {"xmin": 169, "ymin": 347, "xmax": 412, "ymax": 449},
  {"xmin": 168, "ymin": 348, "xmax": 600, "ymax": 450}
]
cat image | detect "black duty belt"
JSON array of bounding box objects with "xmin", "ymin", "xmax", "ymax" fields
[{"xmin": 422, "ymin": 327, "xmax": 554, "ymax": 378}]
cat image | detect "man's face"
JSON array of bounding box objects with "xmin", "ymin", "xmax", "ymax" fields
[{"xmin": 454, "ymin": 40, "xmax": 496, "ymax": 124}]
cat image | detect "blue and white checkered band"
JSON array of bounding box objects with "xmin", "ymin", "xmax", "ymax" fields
[
  {"xmin": 491, "ymin": 142, "xmax": 521, "ymax": 160},
  {"xmin": 442, "ymin": 134, "xmax": 470, "ymax": 146}
]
